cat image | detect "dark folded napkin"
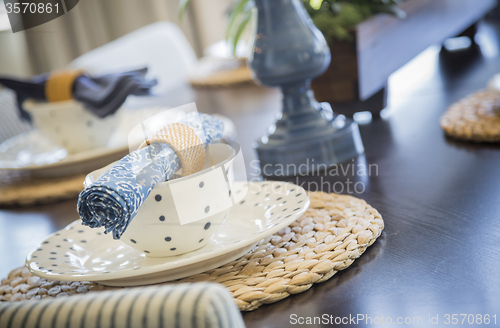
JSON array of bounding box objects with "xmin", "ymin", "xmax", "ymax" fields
[{"xmin": 0, "ymin": 68, "xmax": 156, "ymax": 122}]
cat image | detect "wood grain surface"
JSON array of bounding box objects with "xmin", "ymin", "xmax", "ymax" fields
[{"xmin": 1, "ymin": 12, "xmax": 500, "ymax": 328}]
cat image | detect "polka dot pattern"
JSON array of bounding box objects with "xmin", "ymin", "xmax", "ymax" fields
[{"xmin": 25, "ymin": 181, "xmax": 310, "ymax": 283}]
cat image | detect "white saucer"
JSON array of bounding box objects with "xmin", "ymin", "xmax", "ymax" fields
[
  {"xmin": 0, "ymin": 108, "xmax": 167, "ymax": 178},
  {"xmin": 0, "ymin": 109, "xmax": 238, "ymax": 178},
  {"xmin": 0, "ymin": 130, "xmax": 128, "ymax": 177},
  {"xmin": 26, "ymin": 181, "xmax": 310, "ymax": 286}
]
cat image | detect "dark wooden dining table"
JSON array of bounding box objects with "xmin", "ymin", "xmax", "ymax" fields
[{"xmin": 2, "ymin": 13, "xmax": 500, "ymax": 328}]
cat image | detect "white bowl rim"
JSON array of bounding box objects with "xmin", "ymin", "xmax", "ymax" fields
[
  {"xmin": 24, "ymin": 99, "xmax": 83, "ymax": 113},
  {"xmin": 84, "ymin": 141, "xmax": 240, "ymax": 188}
]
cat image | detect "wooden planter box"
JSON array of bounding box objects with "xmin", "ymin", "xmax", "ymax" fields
[{"xmin": 311, "ymin": 0, "xmax": 497, "ymax": 116}]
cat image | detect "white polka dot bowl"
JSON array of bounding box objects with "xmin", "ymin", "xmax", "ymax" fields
[
  {"xmin": 24, "ymin": 100, "xmax": 120, "ymax": 154},
  {"xmin": 84, "ymin": 143, "xmax": 239, "ymax": 258}
]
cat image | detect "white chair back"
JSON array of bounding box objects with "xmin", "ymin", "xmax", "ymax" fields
[{"xmin": 69, "ymin": 21, "xmax": 197, "ymax": 95}]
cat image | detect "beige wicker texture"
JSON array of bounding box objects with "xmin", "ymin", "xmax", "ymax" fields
[
  {"xmin": 139, "ymin": 123, "xmax": 206, "ymax": 176},
  {"xmin": 0, "ymin": 191, "xmax": 384, "ymax": 311},
  {"xmin": 189, "ymin": 57, "xmax": 253, "ymax": 88},
  {"xmin": 189, "ymin": 66, "xmax": 254, "ymax": 88},
  {"xmin": 440, "ymin": 90, "xmax": 500, "ymax": 142},
  {"xmin": 0, "ymin": 172, "xmax": 85, "ymax": 207}
]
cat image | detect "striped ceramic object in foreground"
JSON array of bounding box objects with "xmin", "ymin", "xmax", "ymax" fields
[{"xmin": 0, "ymin": 283, "xmax": 244, "ymax": 328}]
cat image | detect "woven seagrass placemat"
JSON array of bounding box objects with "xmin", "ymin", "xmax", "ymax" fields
[
  {"xmin": 0, "ymin": 191, "xmax": 384, "ymax": 311},
  {"xmin": 0, "ymin": 171, "xmax": 85, "ymax": 207},
  {"xmin": 190, "ymin": 66, "xmax": 253, "ymax": 88},
  {"xmin": 189, "ymin": 57, "xmax": 254, "ymax": 88},
  {"xmin": 440, "ymin": 90, "xmax": 500, "ymax": 143}
]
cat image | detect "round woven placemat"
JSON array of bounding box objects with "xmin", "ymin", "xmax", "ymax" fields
[
  {"xmin": 0, "ymin": 171, "xmax": 86, "ymax": 207},
  {"xmin": 0, "ymin": 191, "xmax": 384, "ymax": 311},
  {"xmin": 189, "ymin": 57, "xmax": 254, "ymax": 88},
  {"xmin": 189, "ymin": 66, "xmax": 253, "ymax": 88},
  {"xmin": 440, "ymin": 90, "xmax": 500, "ymax": 142}
]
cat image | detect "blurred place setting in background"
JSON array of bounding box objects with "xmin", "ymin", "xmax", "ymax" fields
[{"xmin": 1, "ymin": 0, "xmax": 500, "ymax": 327}]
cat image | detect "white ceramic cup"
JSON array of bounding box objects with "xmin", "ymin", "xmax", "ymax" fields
[
  {"xmin": 85, "ymin": 143, "xmax": 238, "ymax": 257},
  {"xmin": 24, "ymin": 100, "xmax": 120, "ymax": 154}
]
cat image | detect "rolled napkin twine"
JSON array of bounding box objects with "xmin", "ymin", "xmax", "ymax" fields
[
  {"xmin": 0, "ymin": 68, "xmax": 156, "ymax": 121},
  {"xmin": 77, "ymin": 113, "xmax": 224, "ymax": 239},
  {"xmin": 0, "ymin": 283, "xmax": 245, "ymax": 328}
]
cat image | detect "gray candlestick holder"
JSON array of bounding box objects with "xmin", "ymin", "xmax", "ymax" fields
[{"xmin": 248, "ymin": 0, "xmax": 364, "ymax": 177}]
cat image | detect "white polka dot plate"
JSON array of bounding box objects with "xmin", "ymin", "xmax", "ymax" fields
[{"xmin": 26, "ymin": 181, "xmax": 310, "ymax": 286}]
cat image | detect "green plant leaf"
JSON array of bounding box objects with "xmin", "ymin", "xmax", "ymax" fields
[
  {"xmin": 310, "ymin": 0, "xmax": 324, "ymax": 10},
  {"xmin": 230, "ymin": 9, "xmax": 252, "ymax": 56},
  {"xmin": 226, "ymin": 0, "xmax": 251, "ymax": 40},
  {"xmin": 178, "ymin": 0, "xmax": 191, "ymax": 21}
]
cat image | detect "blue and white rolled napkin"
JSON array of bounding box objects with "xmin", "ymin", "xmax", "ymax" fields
[
  {"xmin": 77, "ymin": 113, "xmax": 224, "ymax": 239},
  {"xmin": 0, "ymin": 283, "xmax": 245, "ymax": 328}
]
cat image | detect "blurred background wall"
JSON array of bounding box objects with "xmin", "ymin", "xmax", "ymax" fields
[{"xmin": 0, "ymin": 0, "xmax": 233, "ymax": 76}]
